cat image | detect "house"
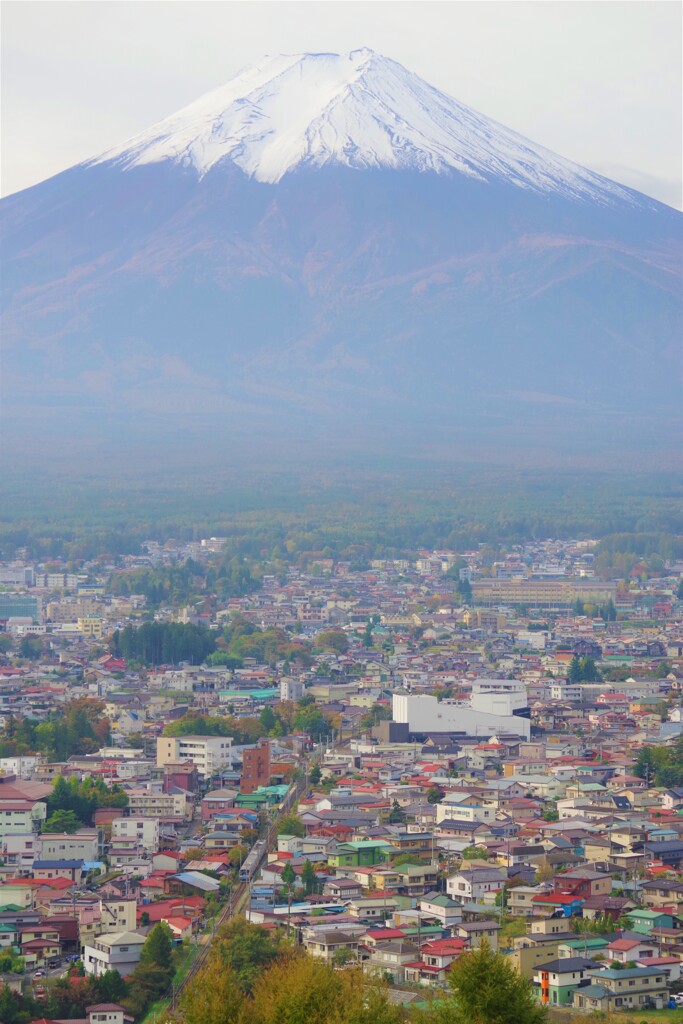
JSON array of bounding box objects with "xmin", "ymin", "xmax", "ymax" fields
[
  {"xmin": 572, "ymin": 965, "xmax": 669, "ymax": 1012},
  {"xmin": 641, "ymin": 879, "xmax": 683, "ymax": 911},
  {"xmin": 446, "ymin": 868, "xmax": 506, "ymax": 902},
  {"xmin": 606, "ymin": 936, "xmax": 659, "ymax": 963},
  {"xmin": 32, "ymin": 860, "xmax": 84, "ymax": 883},
  {"xmin": 322, "ymin": 877, "xmax": 364, "ymax": 901},
  {"xmin": 302, "ymin": 928, "xmax": 359, "ymax": 962},
  {"xmin": 644, "ymin": 840, "xmax": 683, "ymax": 869},
  {"xmin": 531, "ymin": 893, "xmax": 584, "ymax": 918},
  {"xmin": 200, "ymin": 788, "xmax": 239, "ymax": 822},
  {"xmin": 508, "ymin": 885, "xmax": 547, "ymax": 918},
  {"xmin": 38, "ymin": 831, "xmax": 99, "ymax": 862},
  {"xmin": 347, "ymin": 896, "xmax": 398, "ymax": 921},
  {"xmin": 364, "ymin": 939, "xmax": 420, "ymax": 982},
  {"xmin": 662, "ymin": 788, "xmax": 683, "ymax": 811},
  {"xmin": 534, "ymin": 957, "xmax": 599, "ymax": 1007},
  {"xmin": 328, "ymin": 841, "xmax": 396, "ymax": 868},
  {"xmin": 552, "ymin": 869, "xmax": 612, "ymax": 900},
  {"xmin": 82, "ymin": 930, "xmax": 146, "ymax": 977},
  {"xmin": 396, "ymin": 864, "xmax": 439, "ymax": 895},
  {"xmin": 404, "ymin": 937, "xmax": 467, "ymax": 987},
  {"xmin": 419, "ymin": 893, "xmax": 463, "ymax": 929},
  {"xmin": 86, "ymin": 1005, "xmax": 133, "ymax": 1024},
  {"xmin": 455, "ymin": 920, "xmax": 501, "ymax": 951},
  {"xmin": 627, "ymin": 908, "xmax": 677, "ymax": 935}
]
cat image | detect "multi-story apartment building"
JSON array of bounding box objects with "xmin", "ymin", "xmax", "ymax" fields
[
  {"xmin": 38, "ymin": 830, "xmax": 99, "ymax": 862},
  {"xmin": 471, "ymin": 578, "xmax": 617, "ymax": 609},
  {"xmin": 240, "ymin": 740, "xmax": 271, "ymax": 794},
  {"xmin": 126, "ymin": 788, "xmax": 190, "ymax": 821},
  {"xmin": 156, "ymin": 735, "xmax": 233, "ymax": 778},
  {"xmin": 111, "ymin": 816, "xmax": 159, "ymax": 853}
]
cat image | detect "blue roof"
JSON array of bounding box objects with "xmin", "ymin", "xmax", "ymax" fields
[{"xmin": 33, "ymin": 859, "xmax": 83, "ymax": 869}]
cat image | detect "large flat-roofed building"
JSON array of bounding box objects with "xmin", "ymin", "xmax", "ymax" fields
[
  {"xmin": 471, "ymin": 578, "xmax": 617, "ymax": 609},
  {"xmin": 393, "ymin": 678, "xmax": 531, "ymax": 739}
]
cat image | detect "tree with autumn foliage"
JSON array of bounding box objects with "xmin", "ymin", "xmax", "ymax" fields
[
  {"xmin": 429, "ymin": 940, "xmax": 547, "ymax": 1024},
  {"xmin": 248, "ymin": 954, "xmax": 401, "ymax": 1024}
]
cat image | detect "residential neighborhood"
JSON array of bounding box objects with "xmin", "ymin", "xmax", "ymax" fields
[{"xmin": 0, "ymin": 536, "xmax": 682, "ymax": 1020}]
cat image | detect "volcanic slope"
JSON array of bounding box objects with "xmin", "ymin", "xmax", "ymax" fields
[{"xmin": 2, "ymin": 49, "xmax": 681, "ymax": 460}]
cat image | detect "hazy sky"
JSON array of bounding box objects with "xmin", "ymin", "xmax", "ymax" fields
[{"xmin": 2, "ymin": 0, "xmax": 681, "ymax": 207}]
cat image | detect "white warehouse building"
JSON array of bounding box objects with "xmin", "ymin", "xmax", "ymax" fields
[{"xmin": 392, "ymin": 679, "xmax": 531, "ymax": 740}]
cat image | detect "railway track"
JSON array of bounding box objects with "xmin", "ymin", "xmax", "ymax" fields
[{"xmin": 169, "ymin": 771, "xmax": 309, "ymax": 1014}]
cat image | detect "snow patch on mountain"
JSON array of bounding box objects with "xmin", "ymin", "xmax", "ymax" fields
[{"xmin": 90, "ymin": 48, "xmax": 642, "ymax": 205}]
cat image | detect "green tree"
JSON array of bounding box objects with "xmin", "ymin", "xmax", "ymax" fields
[
  {"xmin": 462, "ymin": 846, "xmax": 488, "ymax": 860},
  {"xmin": 139, "ymin": 922, "xmax": 174, "ymax": 973},
  {"xmin": 435, "ymin": 940, "xmax": 547, "ymax": 1024},
  {"xmin": 281, "ymin": 862, "xmax": 296, "ymax": 891},
  {"xmin": 309, "ymin": 764, "xmax": 322, "ymax": 785},
  {"xmin": 93, "ymin": 969, "xmax": 127, "ymax": 1003},
  {"xmin": 293, "ymin": 703, "xmax": 329, "ymax": 741},
  {"xmin": 568, "ymin": 655, "xmax": 582, "ymax": 683},
  {"xmin": 42, "ymin": 809, "xmax": 82, "ymax": 833},
  {"xmin": 388, "ymin": 799, "xmax": 405, "ymax": 824},
  {"xmin": 301, "ymin": 859, "xmax": 317, "ymax": 895},
  {"xmin": 259, "ymin": 706, "xmax": 276, "ymax": 733},
  {"xmin": 276, "ymin": 813, "xmax": 306, "ymax": 838},
  {"xmin": 213, "ymin": 918, "xmax": 281, "ymax": 995},
  {"xmin": 426, "ymin": 786, "xmax": 443, "ymax": 804},
  {"xmin": 315, "ymin": 630, "xmax": 349, "ymax": 654}
]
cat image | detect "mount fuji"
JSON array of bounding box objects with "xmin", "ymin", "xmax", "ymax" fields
[{"xmin": 2, "ymin": 49, "xmax": 681, "ymax": 465}]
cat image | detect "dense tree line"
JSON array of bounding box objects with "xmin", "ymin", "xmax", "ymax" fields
[
  {"xmin": 592, "ymin": 532, "xmax": 683, "ymax": 581},
  {"xmin": 163, "ymin": 695, "xmax": 336, "ymax": 744},
  {"xmin": 208, "ymin": 617, "xmax": 313, "ymax": 668},
  {"xmin": 2, "ymin": 465, "xmax": 681, "ymax": 567},
  {"xmin": 111, "ymin": 622, "xmax": 216, "ymax": 666},
  {"xmin": 44, "ymin": 774, "xmax": 128, "ymax": 830},
  {"xmin": 567, "ymin": 656, "xmax": 601, "ymax": 682},
  {"xmin": 0, "ymin": 700, "xmax": 109, "ymax": 760}
]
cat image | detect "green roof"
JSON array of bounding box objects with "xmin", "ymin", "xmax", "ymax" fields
[
  {"xmin": 560, "ymin": 937, "xmax": 608, "ymax": 950},
  {"xmin": 628, "ymin": 909, "xmax": 671, "ymax": 920},
  {"xmin": 421, "ymin": 894, "xmax": 460, "ymax": 907},
  {"xmin": 344, "ymin": 840, "xmax": 396, "ymax": 850}
]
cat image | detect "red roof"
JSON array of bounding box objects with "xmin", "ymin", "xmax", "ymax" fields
[
  {"xmin": 420, "ymin": 938, "xmax": 466, "ymax": 954},
  {"xmin": 532, "ymin": 893, "xmax": 582, "ymax": 905},
  {"xmin": 366, "ymin": 928, "xmax": 405, "ymax": 939}
]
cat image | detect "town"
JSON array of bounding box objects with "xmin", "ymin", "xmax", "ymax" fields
[{"xmin": 0, "ymin": 534, "xmax": 682, "ymax": 1022}]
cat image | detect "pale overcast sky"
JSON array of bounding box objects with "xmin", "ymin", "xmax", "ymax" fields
[{"xmin": 1, "ymin": 0, "xmax": 681, "ymax": 207}]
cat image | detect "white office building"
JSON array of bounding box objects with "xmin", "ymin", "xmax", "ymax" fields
[{"xmin": 392, "ymin": 679, "xmax": 531, "ymax": 739}]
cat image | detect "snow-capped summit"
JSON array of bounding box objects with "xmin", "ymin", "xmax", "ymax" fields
[{"xmin": 91, "ymin": 48, "xmax": 637, "ymax": 204}]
